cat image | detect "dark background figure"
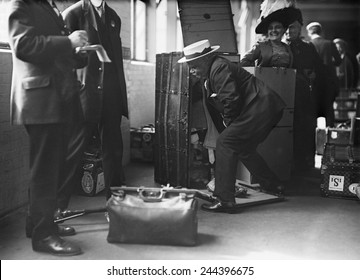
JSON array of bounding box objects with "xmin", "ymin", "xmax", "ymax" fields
[
  {"xmin": 349, "ymin": 49, "xmax": 359, "ymax": 89},
  {"xmin": 306, "ymin": 22, "xmax": 342, "ymax": 127},
  {"xmin": 59, "ymin": 0, "xmax": 129, "ymax": 212},
  {"xmin": 8, "ymin": 0, "xmax": 88, "ymax": 256},
  {"xmin": 284, "ymin": 9, "xmax": 324, "ymax": 175},
  {"xmin": 357, "ymin": 52, "xmax": 360, "ymax": 88},
  {"xmin": 333, "ymin": 38, "xmax": 355, "ymax": 90},
  {"xmin": 179, "ymin": 40, "xmax": 286, "ymax": 213}
]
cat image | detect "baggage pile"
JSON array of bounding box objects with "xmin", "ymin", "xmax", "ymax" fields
[{"xmin": 320, "ymin": 89, "xmax": 360, "ymax": 199}]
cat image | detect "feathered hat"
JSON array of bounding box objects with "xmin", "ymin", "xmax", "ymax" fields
[{"xmin": 255, "ymin": 0, "xmax": 302, "ymax": 34}]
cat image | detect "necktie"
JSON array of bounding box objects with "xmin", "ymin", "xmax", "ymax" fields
[{"xmin": 96, "ymin": 5, "xmax": 105, "ymax": 24}]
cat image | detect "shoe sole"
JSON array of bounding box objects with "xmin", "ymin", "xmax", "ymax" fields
[
  {"xmin": 33, "ymin": 248, "xmax": 83, "ymax": 256},
  {"xmin": 200, "ymin": 205, "xmax": 239, "ymax": 214},
  {"xmin": 26, "ymin": 229, "xmax": 76, "ymax": 238},
  {"xmin": 60, "ymin": 231, "xmax": 76, "ymax": 237}
]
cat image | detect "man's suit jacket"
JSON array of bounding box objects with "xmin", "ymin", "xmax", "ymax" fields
[
  {"xmin": 310, "ymin": 37, "xmax": 341, "ymax": 67},
  {"xmin": 206, "ymin": 56, "xmax": 286, "ymax": 128},
  {"xmin": 63, "ymin": 0, "xmax": 129, "ymax": 122},
  {"xmin": 8, "ymin": 0, "xmax": 80, "ymax": 125},
  {"xmin": 311, "ymin": 36, "xmax": 342, "ymax": 90}
]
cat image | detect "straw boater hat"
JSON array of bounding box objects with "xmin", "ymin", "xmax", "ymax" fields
[
  {"xmin": 306, "ymin": 22, "xmax": 322, "ymax": 30},
  {"xmin": 333, "ymin": 38, "xmax": 346, "ymax": 45},
  {"xmin": 255, "ymin": 0, "xmax": 301, "ymax": 34},
  {"xmin": 333, "ymin": 38, "xmax": 347, "ymax": 50},
  {"xmin": 178, "ymin": 39, "xmax": 220, "ymax": 63}
]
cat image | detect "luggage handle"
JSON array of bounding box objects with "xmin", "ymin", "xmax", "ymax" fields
[
  {"xmin": 138, "ymin": 187, "xmax": 165, "ymax": 202},
  {"xmin": 111, "ymin": 186, "xmax": 218, "ymax": 203}
]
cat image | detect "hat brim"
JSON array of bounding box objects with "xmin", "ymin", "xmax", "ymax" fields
[
  {"xmin": 178, "ymin": 45, "xmax": 220, "ymax": 63},
  {"xmin": 255, "ymin": 7, "xmax": 302, "ymax": 34}
]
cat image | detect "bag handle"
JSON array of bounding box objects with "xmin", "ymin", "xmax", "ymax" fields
[
  {"xmin": 110, "ymin": 185, "xmax": 218, "ymax": 203},
  {"xmin": 138, "ymin": 187, "xmax": 165, "ymax": 202}
]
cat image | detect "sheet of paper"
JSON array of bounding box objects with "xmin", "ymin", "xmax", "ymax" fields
[{"xmin": 76, "ymin": 44, "xmax": 111, "ymax": 63}]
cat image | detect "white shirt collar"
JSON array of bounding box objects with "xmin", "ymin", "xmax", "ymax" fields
[
  {"xmin": 311, "ymin": 34, "xmax": 321, "ymax": 39},
  {"xmin": 91, "ymin": 0, "xmax": 104, "ymax": 17}
]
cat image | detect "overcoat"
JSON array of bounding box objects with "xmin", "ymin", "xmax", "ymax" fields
[
  {"xmin": 62, "ymin": 0, "xmax": 128, "ymax": 122},
  {"xmin": 8, "ymin": 0, "xmax": 81, "ymax": 125},
  {"xmin": 310, "ymin": 37, "xmax": 341, "ymax": 68}
]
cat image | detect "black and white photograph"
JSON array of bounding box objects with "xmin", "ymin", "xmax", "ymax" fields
[{"xmin": 1, "ymin": 0, "xmax": 360, "ymax": 278}]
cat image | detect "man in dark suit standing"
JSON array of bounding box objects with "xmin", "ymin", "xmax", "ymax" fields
[
  {"xmin": 8, "ymin": 0, "xmax": 88, "ymax": 255},
  {"xmin": 284, "ymin": 10, "xmax": 324, "ymax": 174},
  {"xmin": 179, "ymin": 40, "xmax": 286, "ymax": 213},
  {"xmin": 306, "ymin": 22, "xmax": 341, "ymax": 127},
  {"xmin": 59, "ymin": 0, "xmax": 128, "ymax": 212}
]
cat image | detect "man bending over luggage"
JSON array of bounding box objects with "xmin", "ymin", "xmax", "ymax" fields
[{"xmin": 178, "ymin": 40, "xmax": 286, "ymax": 213}]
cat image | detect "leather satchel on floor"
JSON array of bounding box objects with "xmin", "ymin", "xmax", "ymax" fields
[{"xmin": 106, "ymin": 186, "xmax": 198, "ymax": 246}]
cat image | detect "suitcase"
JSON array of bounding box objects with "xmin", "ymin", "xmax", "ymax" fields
[
  {"xmin": 79, "ymin": 151, "xmax": 105, "ymax": 196},
  {"xmin": 240, "ymin": 67, "xmax": 296, "ymax": 182},
  {"xmin": 154, "ymin": 52, "xmax": 190, "ymax": 187},
  {"xmin": 130, "ymin": 124, "xmax": 155, "ymax": 162},
  {"xmin": 320, "ymin": 144, "xmax": 360, "ymax": 199},
  {"xmin": 106, "ymin": 186, "xmax": 198, "ymax": 246},
  {"xmin": 334, "ymin": 90, "xmax": 358, "ymax": 122},
  {"xmin": 354, "ymin": 117, "xmax": 360, "ymax": 146},
  {"xmin": 327, "ymin": 127, "xmax": 353, "ymax": 146},
  {"xmin": 316, "ymin": 127, "xmax": 327, "ymax": 155}
]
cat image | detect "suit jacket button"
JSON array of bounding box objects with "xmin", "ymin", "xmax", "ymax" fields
[
  {"xmin": 99, "ymin": 67, "xmax": 102, "ymax": 71},
  {"xmin": 61, "ymin": 30, "xmax": 66, "ymax": 35},
  {"xmin": 97, "ymin": 85, "xmax": 102, "ymax": 90}
]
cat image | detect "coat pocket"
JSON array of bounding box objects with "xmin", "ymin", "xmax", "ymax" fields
[{"xmin": 22, "ymin": 75, "xmax": 50, "ymax": 90}]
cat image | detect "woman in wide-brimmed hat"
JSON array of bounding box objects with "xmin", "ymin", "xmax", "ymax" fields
[{"xmin": 240, "ymin": 1, "xmax": 300, "ymax": 68}]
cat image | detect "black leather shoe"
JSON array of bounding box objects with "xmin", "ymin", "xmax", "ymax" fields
[
  {"xmin": 201, "ymin": 201, "xmax": 238, "ymax": 213},
  {"xmin": 32, "ymin": 235, "xmax": 82, "ymax": 256},
  {"xmin": 26, "ymin": 224, "xmax": 76, "ymax": 238},
  {"xmin": 58, "ymin": 225, "xmax": 76, "ymax": 236}
]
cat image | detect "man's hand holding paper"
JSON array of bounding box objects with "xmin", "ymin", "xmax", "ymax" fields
[{"xmin": 76, "ymin": 44, "xmax": 112, "ymax": 63}]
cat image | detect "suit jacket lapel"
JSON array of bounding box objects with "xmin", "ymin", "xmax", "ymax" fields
[
  {"xmin": 83, "ymin": 0, "xmax": 99, "ymax": 32},
  {"xmin": 105, "ymin": 5, "xmax": 113, "ymax": 39},
  {"xmin": 40, "ymin": 1, "xmax": 65, "ymax": 30}
]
